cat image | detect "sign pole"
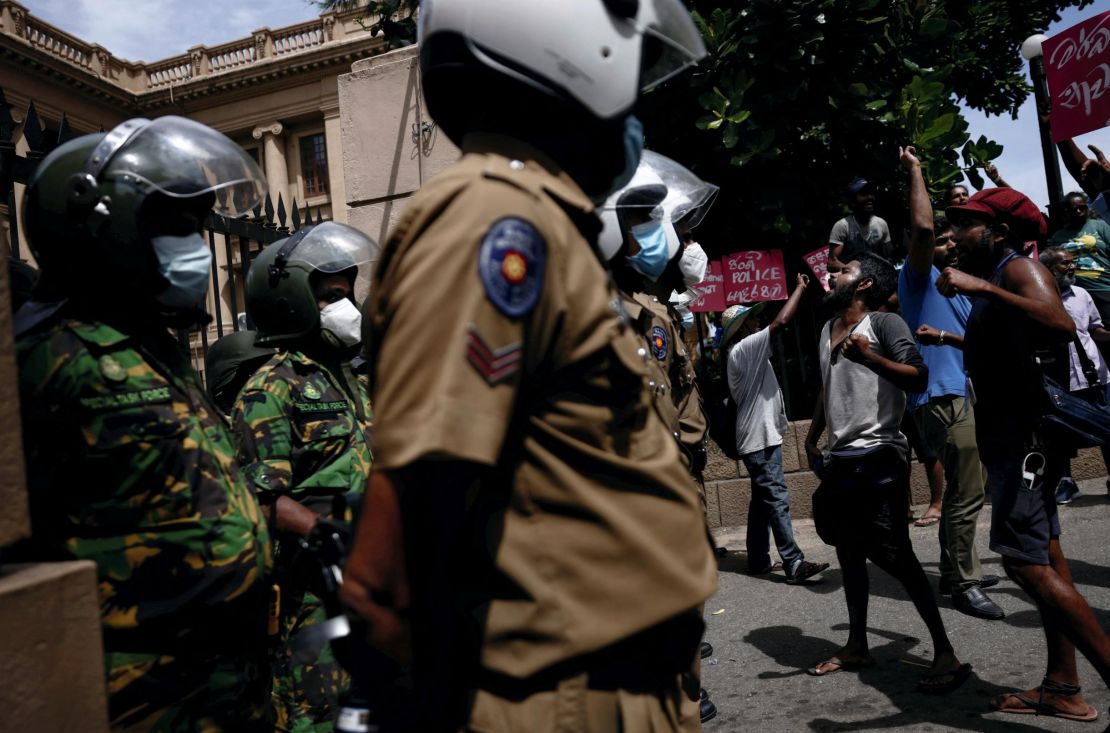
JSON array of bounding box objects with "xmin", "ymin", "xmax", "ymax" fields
[{"xmin": 1030, "ymin": 55, "xmax": 1065, "ymax": 206}]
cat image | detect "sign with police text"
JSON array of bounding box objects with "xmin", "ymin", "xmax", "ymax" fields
[
  {"xmin": 803, "ymin": 246, "xmax": 832, "ymax": 292},
  {"xmin": 1043, "ymin": 11, "xmax": 1110, "ymax": 143},
  {"xmin": 689, "ymin": 260, "xmax": 725, "ymax": 312},
  {"xmin": 722, "ymin": 250, "xmax": 788, "ymax": 304}
]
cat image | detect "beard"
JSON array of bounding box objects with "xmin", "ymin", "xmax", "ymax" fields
[
  {"xmin": 956, "ymin": 230, "xmax": 996, "ymax": 277},
  {"xmin": 1055, "ymin": 272, "xmax": 1076, "ymax": 289},
  {"xmin": 822, "ymin": 282, "xmax": 855, "ymax": 311}
]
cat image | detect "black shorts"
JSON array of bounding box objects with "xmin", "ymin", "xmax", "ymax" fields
[
  {"xmin": 812, "ymin": 446, "xmax": 911, "ymax": 551},
  {"xmin": 982, "ymin": 444, "xmax": 1062, "ymax": 565}
]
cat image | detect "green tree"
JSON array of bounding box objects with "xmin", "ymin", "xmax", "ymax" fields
[
  {"xmin": 316, "ymin": 0, "xmax": 418, "ymax": 48},
  {"xmin": 640, "ymin": 0, "xmax": 1092, "ymax": 252}
]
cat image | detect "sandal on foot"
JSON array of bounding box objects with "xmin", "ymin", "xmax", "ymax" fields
[
  {"xmin": 914, "ymin": 514, "xmax": 941, "ymax": 527},
  {"xmin": 992, "ymin": 678, "xmax": 1099, "ymax": 722},
  {"xmin": 917, "ymin": 663, "xmax": 972, "ymax": 694},
  {"xmin": 806, "ymin": 656, "xmax": 875, "ymax": 677}
]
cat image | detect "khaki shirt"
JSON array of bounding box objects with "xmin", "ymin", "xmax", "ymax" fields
[
  {"xmin": 367, "ymin": 133, "xmax": 716, "ymax": 678},
  {"xmin": 625, "ymin": 291, "xmax": 708, "ymax": 465}
]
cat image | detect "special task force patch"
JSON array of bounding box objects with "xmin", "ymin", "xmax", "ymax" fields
[
  {"xmin": 478, "ymin": 217, "xmax": 546, "ymax": 318},
  {"xmin": 651, "ymin": 325, "xmax": 669, "ymax": 361}
]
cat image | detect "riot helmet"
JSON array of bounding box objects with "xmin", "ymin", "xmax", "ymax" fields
[
  {"xmin": 204, "ymin": 329, "xmax": 276, "ymax": 414},
  {"xmin": 248, "ymin": 221, "xmax": 378, "ymax": 349},
  {"xmin": 22, "ymin": 116, "xmax": 265, "ymax": 323},
  {"xmin": 598, "ymin": 161, "xmax": 681, "ymax": 272}
]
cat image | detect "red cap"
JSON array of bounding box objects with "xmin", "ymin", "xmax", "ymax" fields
[{"xmin": 945, "ymin": 188, "xmax": 1047, "ymax": 240}]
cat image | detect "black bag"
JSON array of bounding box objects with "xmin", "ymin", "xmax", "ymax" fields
[
  {"xmin": 698, "ymin": 355, "xmax": 741, "ymax": 461},
  {"xmin": 1038, "ymin": 335, "xmax": 1110, "ymax": 448}
]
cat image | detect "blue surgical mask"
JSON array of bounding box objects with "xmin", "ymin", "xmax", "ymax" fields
[
  {"xmin": 627, "ymin": 219, "xmax": 670, "ymax": 281},
  {"xmin": 151, "ymin": 233, "xmax": 212, "ymax": 310},
  {"xmin": 681, "ymin": 308, "xmax": 694, "ymax": 329}
]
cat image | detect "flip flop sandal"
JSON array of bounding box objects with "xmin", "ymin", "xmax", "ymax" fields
[
  {"xmin": 993, "ymin": 678, "xmax": 1099, "ymax": 722},
  {"xmin": 914, "ymin": 515, "xmax": 941, "ymax": 527},
  {"xmin": 806, "ymin": 656, "xmax": 876, "ymax": 677},
  {"xmin": 917, "ymin": 663, "xmax": 972, "ymax": 695}
]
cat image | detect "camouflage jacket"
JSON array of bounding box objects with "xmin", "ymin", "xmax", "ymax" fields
[
  {"xmin": 232, "ymin": 350, "xmax": 372, "ymax": 512},
  {"xmin": 17, "ymin": 317, "xmax": 274, "ymax": 729}
]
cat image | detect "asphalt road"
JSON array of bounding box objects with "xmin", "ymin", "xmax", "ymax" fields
[{"xmin": 702, "ymin": 475, "xmax": 1110, "ymax": 732}]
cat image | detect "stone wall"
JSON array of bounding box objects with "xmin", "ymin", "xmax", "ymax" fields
[{"xmin": 701, "ymin": 418, "xmax": 1107, "ymax": 529}]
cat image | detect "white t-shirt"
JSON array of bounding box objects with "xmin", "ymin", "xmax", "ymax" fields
[{"xmin": 726, "ymin": 327, "xmax": 788, "ymax": 457}]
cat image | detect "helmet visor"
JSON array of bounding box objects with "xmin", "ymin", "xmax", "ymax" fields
[
  {"xmin": 637, "ymin": 0, "xmax": 708, "ymax": 91},
  {"xmin": 286, "ymin": 221, "xmax": 379, "ymax": 303},
  {"xmin": 103, "ymin": 116, "xmax": 266, "ymax": 216},
  {"xmin": 640, "ymin": 151, "xmax": 719, "ymax": 228}
]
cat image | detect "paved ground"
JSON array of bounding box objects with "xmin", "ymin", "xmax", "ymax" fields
[{"xmin": 702, "ymin": 475, "xmax": 1110, "ymax": 732}]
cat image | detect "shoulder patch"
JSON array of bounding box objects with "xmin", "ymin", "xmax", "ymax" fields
[
  {"xmin": 478, "ymin": 217, "xmax": 546, "ymax": 318},
  {"xmin": 651, "ymin": 325, "xmax": 669, "ymax": 362},
  {"xmin": 466, "ymin": 325, "xmax": 522, "ymax": 386}
]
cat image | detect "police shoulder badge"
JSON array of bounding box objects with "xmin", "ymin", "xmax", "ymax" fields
[
  {"xmin": 98, "ymin": 354, "xmax": 127, "ymax": 383},
  {"xmin": 478, "ymin": 217, "xmax": 546, "ymax": 318},
  {"xmin": 651, "ymin": 325, "xmax": 669, "ymax": 362}
]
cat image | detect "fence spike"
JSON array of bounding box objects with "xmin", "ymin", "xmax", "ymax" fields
[
  {"xmin": 315, "ymin": 206, "xmax": 324, "ymax": 223},
  {"xmin": 263, "ymin": 193, "xmax": 275, "ymax": 223},
  {"xmin": 276, "ymin": 193, "xmax": 287, "ymax": 228},
  {"xmin": 56, "ymin": 113, "xmax": 75, "ymax": 146},
  {"xmin": 303, "ymin": 204, "xmax": 313, "ymax": 227},
  {"xmin": 252, "ymin": 202, "xmax": 263, "ymax": 219},
  {"xmin": 0, "ymin": 88, "xmax": 14, "ymax": 143},
  {"xmin": 291, "ymin": 198, "xmax": 301, "ymax": 229},
  {"xmin": 22, "ymin": 100, "xmax": 44, "ymax": 153}
]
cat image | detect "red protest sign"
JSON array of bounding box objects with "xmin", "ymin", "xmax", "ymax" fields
[
  {"xmin": 1043, "ymin": 11, "xmax": 1110, "ymax": 143},
  {"xmin": 803, "ymin": 246, "xmax": 831, "ymax": 292},
  {"xmin": 722, "ymin": 250, "xmax": 788, "ymax": 305},
  {"xmin": 689, "ymin": 260, "xmax": 726, "ymax": 312}
]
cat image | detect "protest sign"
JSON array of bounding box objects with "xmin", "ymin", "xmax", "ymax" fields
[
  {"xmin": 722, "ymin": 250, "xmax": 788, "ymax": 304},
  {"xmin": 803, "ymin": 246, "xmax": 831, "ymax": 292},
  {"xmin": 1043, "ymin": 11, "xmax": 1110, "ymax": 142},
  {"xmin": 689, "ymin": 260, "xmax": 726, "ymax": 312}
]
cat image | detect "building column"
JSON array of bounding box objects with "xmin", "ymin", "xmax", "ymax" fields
[
  {"xmin": 252, "ymin": 122, "xmax": 288, "ymax": 209},
  {"xmin": 322, "ymin": 107, "xmax": 346, "ymax": 223}
]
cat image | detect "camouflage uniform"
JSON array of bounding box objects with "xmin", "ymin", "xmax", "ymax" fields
[
  {"xmin": 16, "ymin": 317, "xmax": 273, "ymax": 733},
  {"xmin": 232, "ymin": 349, "xmax": 373, "ymax": 733}
]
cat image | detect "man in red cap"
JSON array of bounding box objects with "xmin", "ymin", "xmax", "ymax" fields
[{"xmin": 940, "ymin": 188, "xmax": 1110, "ymax": 722}]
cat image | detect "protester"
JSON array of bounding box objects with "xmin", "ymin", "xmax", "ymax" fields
[
  {"xmin": 340, "ymin": 3, "xmax": 716, "ymax": 731},
  {"xmin": 1048, "ymin": 191, "xmax": 1110, "ymax": 330},
  {"xmin": 1038, "ymin": 246, "xmax": 1110, "ymax": 501},
  {"xmin": 896, "ymin": 146, "xmax": 1002, "ymax": 620},
  {"xmin": 828, "ymin": 178, "xmax": 895, "ymax": 260},
  {"xmin": 944, "ymin": 184, "xmax": 970, "ymax": 208},
  {"xmin": 804, "ymin": 251, "xmax": 969, "ymax": 693},
  {"xmin": 13, "ymin": 117, "xmax": 273, "ymax": 731},
  {"xmin": 941, "ymin": 187, "xmax": 1110, "ymax": 723},
  {"xmin": 234, "ymin": 223, "xmax": 377, "ymax": 732},
  {"xmin": 721, "ymin": 276, "xmax": 829, "ymax": 585}
]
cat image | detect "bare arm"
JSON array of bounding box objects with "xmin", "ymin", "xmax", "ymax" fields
[
  {"xmin": 805, "ymin": 388, "xmax": 826, "ymax": 470},
  {"xmin": 936, "ymin": 258, "xmax": 1075, "ymax": 339},
  {"xmin": 341, "ymin": 470, "xmax": 412, "ymax": 664},
  {"xmin": 1058, "ymin": 138, "xmax": 1092, "ymax": 194},
  {"xmin": 768, "ymin": 274, "xmax": 810, "ymax": 336},
  {"xmin": 900, "ymin": 146, "xmax": 936, "ymax": 276},
  {"xmin": 915, "ymin": 324, "xmax": 965, "ymax": 350},
  {"xmin": 269, "ymin": 495, "xmax": 321, "ymax": 536}
]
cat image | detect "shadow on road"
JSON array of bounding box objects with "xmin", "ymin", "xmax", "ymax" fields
[{"xmin": 742, "ymin": 624, "xmax": 1064, "ymax": 732}]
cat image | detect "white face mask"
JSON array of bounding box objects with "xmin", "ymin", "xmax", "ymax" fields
[
  {"xmin": 319, "ymin": 298, "xmax": 362, "ymax": 347},
  {"xmin": 678, "ymin": 242, "xmax": 708, "ymax": 286}
]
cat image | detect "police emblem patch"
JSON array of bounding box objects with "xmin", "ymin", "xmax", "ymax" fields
[
  {"xmin": 303, "ymin": 382, "xmax": 322, "ymax": 400},
  {"xmin": 98, "ymin": 355, "xmax": 127, "ymax": 382},
  {"xmin": 651, "ymin": 325, "xmax": 668, "ymax": 361},
  {"xmin": 478, "ymin": 217, "xmax": 546, "ymax": 318}
]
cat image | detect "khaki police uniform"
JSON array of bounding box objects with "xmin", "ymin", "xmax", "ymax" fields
[
  {"xmin": 366, "ymin": 133, "xmax": 717, "ymax": 730},
  {"xmin": 621, "ymin": 290, "xmax": 711, "ymax": 733}
]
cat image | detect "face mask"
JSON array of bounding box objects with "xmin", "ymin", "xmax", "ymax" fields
[
  {"xmin": 680, "ymin": 308, "xmax": 694, "ymax": 329},
  {"xmin": 590, "ymin": 115, "xmax": 645, "ymax": 205},
  {"xmin": 152, "ymin": 233, "xmax": 212, "ymax": 310},
  {"xmin": 319, "ymin": 298, "xmax": 362, "ymax": 347},
  {"xmin": 627, "ymin": 219, "xmax": 670, "ymax": 281},
  {"xmin": 679, "ymin": 242, "xmax": 709, "ymax": 286}
]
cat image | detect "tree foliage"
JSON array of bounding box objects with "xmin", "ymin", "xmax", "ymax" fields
[
  {"xmin": 640, "ymin": 0, "xmax": 1093, "ymax": 253},
  {"xmin": 316, "ymin": 0, "xmax": 419, "ymax": 49}
]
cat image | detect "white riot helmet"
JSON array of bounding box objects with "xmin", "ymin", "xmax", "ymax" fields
[
  {"xmin": 419, "ymin": 0, "xmax": 707, "ymax": 142},
  {"xmin": 597, "ymin": 164, "xmax": 681, "ymax": 263},
  {"xmin": 644, "ymin": 150, "xmax": 720, "ymax": 229}
]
